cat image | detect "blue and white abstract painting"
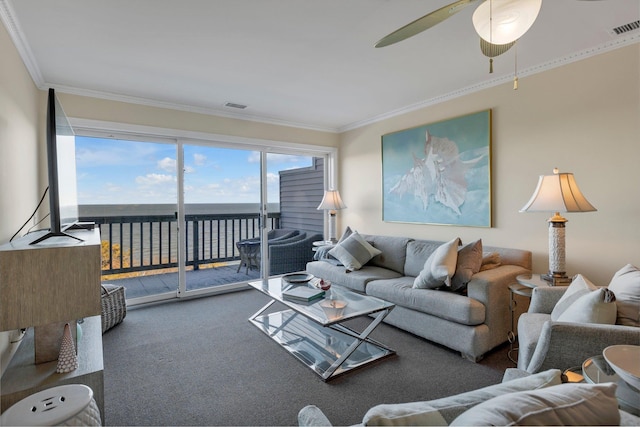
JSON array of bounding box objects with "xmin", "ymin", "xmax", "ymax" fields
[{"xmin": 382, "ymin": 110, "xmax": 492, "ymax": 227}]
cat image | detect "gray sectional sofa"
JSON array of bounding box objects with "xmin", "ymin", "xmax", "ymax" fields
[{"xmin": 306, "ymin": 234, "xmax": 532, "ymax": 362}]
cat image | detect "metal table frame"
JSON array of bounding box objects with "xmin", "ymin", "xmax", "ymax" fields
[{"xmin": 248, "ymin": 278, "xmax": 396, "ymax": 381}]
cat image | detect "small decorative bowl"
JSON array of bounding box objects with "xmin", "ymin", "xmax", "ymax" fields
[
  {"xmin": 320, "ymin": 299, "xmax": 347, "ymax": 320},
  {"xmin": 603, "ymin": 345, "xmax": 640, "ymax": 391}
]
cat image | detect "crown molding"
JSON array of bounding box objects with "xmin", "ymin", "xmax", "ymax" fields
[
  {"xmin": 337, "ymin": 33, "xmax": 640, "ymax": 133},
  {"xmin": 0, "ymin": 0, "xmax": 43, "ymax": 85},
  {"xmin": 2, "ymin": 0, "xmax": 638, "ymax": 135}
]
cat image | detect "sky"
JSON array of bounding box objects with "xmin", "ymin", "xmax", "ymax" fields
[{"xmin": 74, "ymin": 136, "xmax": 312, "ymax": 205}]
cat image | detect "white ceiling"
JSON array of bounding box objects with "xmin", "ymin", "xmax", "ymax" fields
[{"xmin": 2, "ymin": 0, "xmax": 639, "ymax": 132}]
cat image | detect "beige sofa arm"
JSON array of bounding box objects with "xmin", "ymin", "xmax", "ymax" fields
[
  {"xmin": 527, "ymin": 286, "xmax": 568, "ymax": 314},
  {"xmin": 527, "ymin": 321, "xmax": 640, "ymax": 373}
]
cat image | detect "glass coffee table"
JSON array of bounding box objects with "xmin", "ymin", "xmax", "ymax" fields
[{"xmin": 248, "ymin": 276, "xmax": 396, "ymax": 381}]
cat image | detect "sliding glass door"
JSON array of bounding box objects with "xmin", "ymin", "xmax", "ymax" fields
[
  {"xmin": 74, "ymin": 124, "xmax": 332, "ymax": 304},
  {"xmin": 75, "ymin": 135, "xmax": 180, "ymax": 302}
]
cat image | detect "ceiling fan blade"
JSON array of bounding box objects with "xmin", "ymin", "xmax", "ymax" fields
[{"xmin": 375, "ymin": 0, "xmax": 483, "ymax": 48}]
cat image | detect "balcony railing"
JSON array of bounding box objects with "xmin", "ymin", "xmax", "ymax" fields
[{"xmin": 81, "ymin": 213, "xmax": 281, "ymax": 275}]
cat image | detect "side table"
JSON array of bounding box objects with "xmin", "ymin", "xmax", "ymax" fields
[
  {"xmin": 583, "ymin": 355, "xmax": 640, "ymax": 416},
  {"xmin": 507, "ymin": 283, "xmax": 532, "ymax": 365},
  {"xmin": 507, "ymin": 274, "xmax": 555, "ymax": 365}
]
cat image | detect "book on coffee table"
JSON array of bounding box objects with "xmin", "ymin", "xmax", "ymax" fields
[{"xmin": 282, "ymin": 286, "xmax": 325, "ymax": 302}]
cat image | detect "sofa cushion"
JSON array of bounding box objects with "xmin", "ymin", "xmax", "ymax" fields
[
  {"xmin": 306, "ymin": 261, "xmax": 401, "ymax": 293},
  {"xmin": 607, "ymin": 263, "xmax": 640, "ymax": 326},
  {"xmin": 366, "ymin": 277, "xmax": 485, "ymax": 325},
  {"xmin": 413, "ymin": 238, "xmax": 461, "ymax": 289},
  {"xmin": 450, "ymin": 382, "xmax": 620, "ymax": 426},
  {"xmin": 361, "ymin": 234, "xmax": 412, "ymax": 274},
  {"xmin": 403, "ymin": 240, "xmax": 443, "ymax": 277},
  {"xmin": 328, "ymin": 231, "xmax": 381, "ymax": 271},
  {"xmin": 551, "ymin": 274, "xmax": 597, "ymax": 321},
  {"xmin": 451, "ymin": 239, "xmax": 483, "ymax": 292},
  {"xmin": 556, "ymin": 287, "xmax": 617, "ymax": 325},
  {"xmin": 363, "ymin": 369, "xmax": 562, "ymax": 426}
]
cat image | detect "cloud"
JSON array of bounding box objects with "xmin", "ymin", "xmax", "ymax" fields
[
  {"xmin": 193, "ymin": 153, "xmax": 207, "ymax": 165},
  {"xmin": 136, "ymin": 173, "xmax": 175, "ymax": 185},
  {"xmin": 158, "ymin": 157, "xmax": 176, "ymax": 172}
]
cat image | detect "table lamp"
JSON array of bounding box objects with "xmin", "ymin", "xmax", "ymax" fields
[
  {"xmin": 520, "ymin": 168, "xmax": 596, "ymax": 284},
  {"xmin": 317, "ymin": 190, "xmax": 346, "ymax": 243}
]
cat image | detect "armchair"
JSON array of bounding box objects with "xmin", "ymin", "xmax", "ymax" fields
[
  {"xmin": 269, "ymin": 233, "xmax": 323, "ymax": 275},
  {"xmin": 517, "ymin": 286, "xmax": 640, "ymax": 373}
]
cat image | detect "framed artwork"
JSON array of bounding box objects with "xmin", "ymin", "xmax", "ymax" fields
[{"xmin": 382, "ymin": 109, "xmax": 492, "ymax": 227}]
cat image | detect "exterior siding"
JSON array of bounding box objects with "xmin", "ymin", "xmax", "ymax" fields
[{"xmin": 278, "ymin": 157, "xmax": 324, "ymax": 235}]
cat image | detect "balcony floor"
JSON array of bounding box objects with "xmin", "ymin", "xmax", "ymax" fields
[{"xmin": 105, "ymin": 262, "xmax": 261, "ymax": 299}]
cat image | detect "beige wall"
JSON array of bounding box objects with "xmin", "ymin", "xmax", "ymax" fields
[
  {"xmin": 0, "ymin": 23, "xmax": 42, "ymax": 372},
  {"xmin": 338, "ymin": 44, "xmax": 639, "ymax": 285},
  {"xmin": 56, "ymin": 93, "xmax": 339, "ymax": 148}
]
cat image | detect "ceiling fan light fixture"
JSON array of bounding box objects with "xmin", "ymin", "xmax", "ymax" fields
[{"xmin": 472, "ymin": 0, "xmax": 542, "ymax": 45}]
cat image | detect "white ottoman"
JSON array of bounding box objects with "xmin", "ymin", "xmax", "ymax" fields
[{"xmin": 1, "ymin": 384, "xmax": 101, "ymax": 426}]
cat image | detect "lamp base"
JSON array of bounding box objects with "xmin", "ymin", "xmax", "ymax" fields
[{"xmin": 540, "ymin": 273, "xmax": 572, "ymax": 286}]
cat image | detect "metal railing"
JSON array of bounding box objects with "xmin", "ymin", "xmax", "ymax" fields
[{"xmin": 81, "ymin": 212, "xmax": 281, "ymax": 275}]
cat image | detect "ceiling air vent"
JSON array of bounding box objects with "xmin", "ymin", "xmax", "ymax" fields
[
  {"xmin": 224, "ymin": 102, "xmax": 247, "ymax": 109},
  {"xmin": 610, "ymin": 20, "xmax": 640, "ymax": 36}
]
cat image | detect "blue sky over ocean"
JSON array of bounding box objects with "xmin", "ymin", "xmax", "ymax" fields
[{"xmin": 75, "ymin": 136, "xmax": 312, "ymax": 205}]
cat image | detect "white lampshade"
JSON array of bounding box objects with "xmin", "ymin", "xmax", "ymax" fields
[
  {"xmin": 520, "ymin": 169, "xmax": 596, "ymax": 214},
  {"xmin": 317, "ymin": 190, "xmax": 346, "ymax": 212},
  {"xmin": 473, "ymin": 0, "xmax": 542, "ymax": 45},
  {"xmin": 317, "ymin": 190, "xmax": 346, "ymax": 243},
  {"xmin": 520, "ymin": 168, "xmax": 596, "ymax": 284}
]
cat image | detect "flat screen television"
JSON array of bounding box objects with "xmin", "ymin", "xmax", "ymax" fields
[{"xmin": 30, "ymin": 88, "xmax": 82, "ymax": 244}]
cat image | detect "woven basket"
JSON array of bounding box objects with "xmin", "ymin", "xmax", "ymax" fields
[{"xmin": 101, "ymin": 284, "xmax": 126, "ymax": 334}]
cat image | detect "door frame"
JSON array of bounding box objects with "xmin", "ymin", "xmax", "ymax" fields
[{"xmin": 70, "ymin": 118, "xmax": 338, "ymax": 305}]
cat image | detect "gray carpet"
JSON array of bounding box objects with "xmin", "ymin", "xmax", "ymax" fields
[{"xmin": 102, "ymin": 289, "xmax": 513, "ymax": 426}]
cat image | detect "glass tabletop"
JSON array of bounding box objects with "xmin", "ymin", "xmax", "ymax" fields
[{"xmin": 249, "ymin": 277, "xmax": 394, "ymax": 326}]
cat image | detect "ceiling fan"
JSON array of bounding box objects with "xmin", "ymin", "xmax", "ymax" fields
[
  {"xmin": 375, "ymin": 0, "xmax": 545, "ymax": 75},
  {"xmin": 375, "ymin": 0, "xmax": 601, "ymax": 49}
]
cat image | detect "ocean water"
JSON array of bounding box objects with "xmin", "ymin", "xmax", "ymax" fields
[
  {"xmin": 79, "ymin": 203, "xmax": 280, "ymax": 217},
  {"xmin": 80, "ymin": 204, "xmax": 280, "ymax": 269}
]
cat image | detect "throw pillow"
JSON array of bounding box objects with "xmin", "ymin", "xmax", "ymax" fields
[
  {"xmin": 328, "ymin": 231, "xmax": 381, "ymax": 272},
  {"xmin": 413, "ymin": 238, "xmax": 461, "ymax": 289},
  {"xmin": 550, "ymin": 273, "xmax": 597, "ymax": 321},
  {"xmin": 479, "ymin": 251, "xmax": 501, "ymax": 271},
  {"xmin": 556, "ymin": 287, "xmax": 617, "ymax": 324},
  {"xmin": 607, "ymin": 263, "xmax": 640, "ymax": 326},
  {"xmin": 450, "ymin": 239, "xmax": 483, "ymax": 292},
  {"xmin": 363, "ymin": 369, "xmax": 563, "ymax": 426},
  {"xmin": 337, "ymin": 226, "xmax": 353, "ymax": 244},
  {"xmin": 450, "ymin": 382, "xmax": 620, "ymax": 426}
]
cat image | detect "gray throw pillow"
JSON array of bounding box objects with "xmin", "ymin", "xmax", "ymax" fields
[
  {"xmin": 450, "ymin": 239, "xmax": 483, "ymax": 291},
  {"xmin": 556, "ymin": 287, "xmax": 617, "ymax": 324},
  {"xmin": 328, "ymin": 231, "xmax": 381, "ymax": 271},
  {"xmin": 607, "ymin": 263, "xmax": 640, "ymax": 326},
  {"xmin": 413, "ymin": 238, "xmax": 461, "ymax": 289},
  {"xmin": 550, "ymin": 274, "xmax": 597, "ymax": 321}
]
